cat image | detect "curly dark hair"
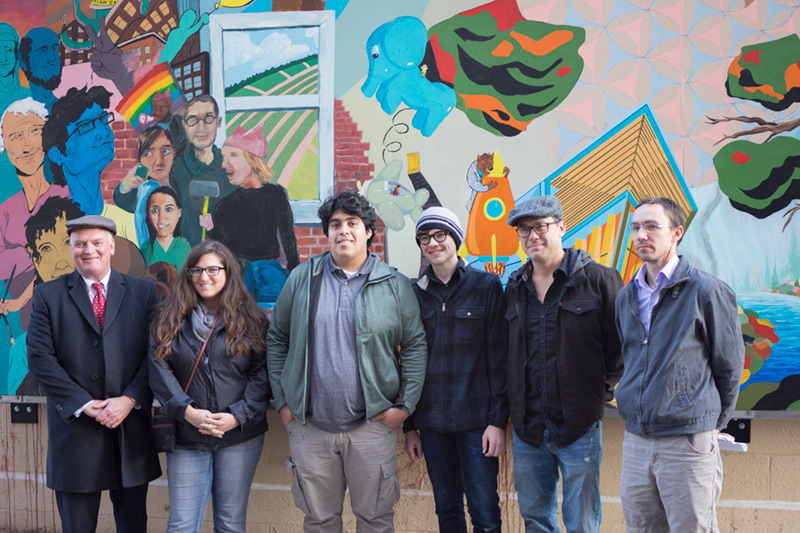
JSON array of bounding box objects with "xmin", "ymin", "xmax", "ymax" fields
[
  {"xmin": 317, "ymin": 190, "xmax": 377, "ymax": 247},
  {"xmin": 151, "ymin": 240, "xmax": 267, "ymax": 361},
  {"xmin": 42, "ymin": 85, "xmax": 112, "ymax": 186}
]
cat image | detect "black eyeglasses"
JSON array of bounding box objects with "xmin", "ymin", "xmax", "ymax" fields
[
  {"xmin": 183, "ymin": 113, "xmax": 218, "ymax": 127},
  {"xmin": 188, "ymin": 266, "xmax": 226, "ymax": 277},
  {"xmin": 417, "ymin": 231, "xmax": 449, "ymax": 245},
  {"xmin": 69, "ymin": 111, "xmax": 114, "ymax": 138},
  {"xmin": 515, "ymin": 221, "xmax": 559, "ymax": 239}
]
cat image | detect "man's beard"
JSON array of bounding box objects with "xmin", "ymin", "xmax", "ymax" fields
[{"xmin": 28, "ymin": 71, "xmax": 61, "ymax": 91}]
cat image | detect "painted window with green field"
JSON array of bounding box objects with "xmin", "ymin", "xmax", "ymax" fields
[{"xmin": 209, "ymin": 11, "xmax": 334, "ymax": 224}]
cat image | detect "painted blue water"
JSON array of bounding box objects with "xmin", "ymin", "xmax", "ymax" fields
[{"xmin": 736, "ymin": 292, "xmax": 800, "ymax": 388}]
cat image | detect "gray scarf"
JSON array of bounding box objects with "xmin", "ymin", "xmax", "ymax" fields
[{"xmin": 190, "ymin": 302, "xmax": 217, "ymax": 343}]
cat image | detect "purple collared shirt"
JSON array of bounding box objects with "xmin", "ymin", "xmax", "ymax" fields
[{"xmin": 633, "ymin": 254, "xmax": 680, "ymax": 336}]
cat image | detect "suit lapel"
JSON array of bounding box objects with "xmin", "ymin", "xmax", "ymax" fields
[
  {"xmin": 104, "ymin": 270, "xmax": 125, "ymax": 333},
  {"xmin": 68, "ymin": 271, "xmax": 102, "ymax": 335}
]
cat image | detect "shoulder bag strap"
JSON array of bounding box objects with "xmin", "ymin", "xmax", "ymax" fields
[{"xmin": 184, "ymin": 314, "xmax": 219, "ymax": 393}]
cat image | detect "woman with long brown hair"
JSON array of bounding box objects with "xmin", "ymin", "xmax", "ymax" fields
[{"xmin": 148, "ymin": 240, "xmax": 269, "ymax": 533}]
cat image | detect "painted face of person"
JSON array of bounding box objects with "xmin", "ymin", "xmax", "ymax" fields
[
  {"xmin": 151, "ymin": 99, "xmax": 171, "ymax": 123},
  {"xmin": 2, "ymin": 112, "xmax": 45, "ymax": 176},
  {"xmin": 29, "ymin": 216, "xmax": 73, "ymax": 283},
  {"xmin": 54, "ymin": 103, "xmax": 115, "ymax": 180},
  {"xmin": 148, "ymin": 192, "xmax": 181, "ymax": 240},
  {"xmin": 0, "ymin": 39, "xmax": 16, "ymax": 79},
  {"xmin": 221, "ymin": 145, "xmax": 252, "ymax": 186},
  {"xmin": 183, "ymin": 100, "xmax": 220, "ymax": 151},
  {"xmin": 140, "ymin": 132, "xmax": 174, "ymax": 185},
  {"xmin": 22, "ymin": 28, "xmax": 61, "ymax": 90},
  {"xmin": 70, "ymin": 227, "xmax": 116, "ymax": 282}
]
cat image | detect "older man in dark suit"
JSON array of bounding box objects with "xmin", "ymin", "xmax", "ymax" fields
[{"xmin": 26, "ymin": 215, "xmax": 161, "ymax": 533}]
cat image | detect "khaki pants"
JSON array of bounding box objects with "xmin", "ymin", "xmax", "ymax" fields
[
  {"xmin": 620, "ymin": 430, "xmax": 722, "ymax": 533},
  {"xmin": 287, "ymin": 419, "xmax": 400, "ymax": 533}
]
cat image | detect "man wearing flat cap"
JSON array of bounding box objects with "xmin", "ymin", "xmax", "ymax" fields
[
  {"xmin": 504, "ymin": 196, "xmax": 623, "ymax": 532},
  {"xmin": 27, "ymin": 215, "xmax": 161, "ymax": 533}
]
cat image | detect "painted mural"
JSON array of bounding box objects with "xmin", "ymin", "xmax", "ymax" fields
[{"xmin": 0, "ymin": 0, "xmax": 799, "ymax": 415}]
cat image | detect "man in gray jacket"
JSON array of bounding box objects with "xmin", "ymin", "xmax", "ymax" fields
[{"xmin": 615, "ymin": 197, "xmax": 744, "ymax": 532}]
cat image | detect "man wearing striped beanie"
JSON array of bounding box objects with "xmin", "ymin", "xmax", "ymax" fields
[{"xmin": 404, "ymin": 206, "xmax": 508, "ymax": 533}]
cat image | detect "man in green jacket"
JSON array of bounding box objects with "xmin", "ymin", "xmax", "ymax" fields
[{"xmin": 267, "ymin": 190, "xmax": 428, "ymax": 532}]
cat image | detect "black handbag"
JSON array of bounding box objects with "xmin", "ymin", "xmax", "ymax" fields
[{"xmin": 151, "ymin": 315, "xmax": 218, "ymax": 453}]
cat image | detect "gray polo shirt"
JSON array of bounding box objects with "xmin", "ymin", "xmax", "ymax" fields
[{"xmin": 306, "ymin": 253, "xmax": 375, "ymax": 433}]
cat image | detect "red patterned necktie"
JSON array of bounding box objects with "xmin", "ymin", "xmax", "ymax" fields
[{"xmin": 92, "ymin": 282, "xmax": 106, "ymax": 332}]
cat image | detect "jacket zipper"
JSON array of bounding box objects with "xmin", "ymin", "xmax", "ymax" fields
[{"xmin": 624, "ymin": 292, "xmax": 649, "ymax": 435}]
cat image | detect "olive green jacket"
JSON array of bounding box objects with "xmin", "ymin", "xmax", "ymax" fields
[{"xmin": 267, "ymin": 252, "xmax": 428, "ymax": 424}]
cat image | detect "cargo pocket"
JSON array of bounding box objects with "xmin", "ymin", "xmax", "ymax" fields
[
  {"xmin": 287, "ymin": 457, "xmax": 313, "ymax": 516},
  {"xmin": 374, "ymin": 462, "xmax": 400, "ymax": 517}
]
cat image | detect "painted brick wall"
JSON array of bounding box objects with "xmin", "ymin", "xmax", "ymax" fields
[
  {"xmin": 100, "ymin": 120, "xmax": 138, "ymax": 201},
  {"xmin": 100, "ymin": 98, "xmax": 384, "ymax": 262},
  {"xmin": 293, "ymin": 98, "xmax": 384, "ymax": 263}
]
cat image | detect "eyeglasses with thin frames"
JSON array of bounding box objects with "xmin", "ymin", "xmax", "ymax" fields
[
  {"xmin": 417, "ymin": 231, "xmax": 449, "ymax": 245},
  {"xmin": 630, "ymin": 223, "xmax": 673, "ymax": 234},
  {"xmin": 188, "ymin": 266, "xmax": 226, "ymax": 277},
  {"xmin": 515, "ymin": 221, "xmax": 559, "ymax": 239},
  {"xmin": 183, "ymin": 114, "xmax": 218, "ymax": 127}
]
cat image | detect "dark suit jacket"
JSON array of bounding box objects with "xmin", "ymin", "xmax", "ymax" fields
[{"xmin": 26, "ymin": 269, "xmax": 162, "ymax": 492}]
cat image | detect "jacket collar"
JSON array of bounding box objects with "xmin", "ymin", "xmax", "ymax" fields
[
  {"xmin": 416, "ymin": 257, "xmax": 469, "ymax": 291},
  {"xmin": 624, "ymin": 256, "xmax": 690, "ymax": 309},
  {"xmin": 628, "ymin": 256, "xmax": 690, "ymax": 292},
  {"xmin": 67, "ymin": 269, "xmax": 126, "ymax": 335},
  {"xmin": 183, "ymin": 144, "xmax": 222, "ymax": 176},
  {"xmin": 507, "ymin": 247, "xmax": 591, "ymax": 290},
  {"xmin": 309, "ymin": 251, "xmax": 393, "ymax": 283}
]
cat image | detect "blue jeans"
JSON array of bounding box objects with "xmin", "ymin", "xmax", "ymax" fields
[
  {"xmin": 419, "ymin": 428, "xmax": 502, "ymax": 533},
  {"xmin": 512, "ymin": 422, "xmax": 602, "ymax": 533},
  {"xmin": 166, "ymin": 434, "xmax": 264, "ymax": 533}
]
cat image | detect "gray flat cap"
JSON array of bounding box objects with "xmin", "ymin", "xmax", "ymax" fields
[
  {"xmin": 507, "ymin": 195, "xmax": 563, "ymax": 226},
  {"xmin": 65, "ymin": 215, "xmax": 117, "ymax": 236}
]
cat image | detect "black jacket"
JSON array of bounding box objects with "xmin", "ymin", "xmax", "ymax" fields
[
  {"xmin": 27, "ymin": 270, "xmax": 161, "ymax": 491},
  {"xmin": 505, "ymin": 248, "xmax": 623, "ymax": 441},
  {"xmin": 408, "ymin": 260, "xmax": 508, "ymax": 433},
  {"xmin": 149, "ymin": 318, "xmax": 269, "ymax": 450}
]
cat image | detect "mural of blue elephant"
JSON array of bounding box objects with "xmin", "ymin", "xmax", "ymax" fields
[{"xmin": 361, "ymin": 16, "xmax": 456, "ymax": 137}]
